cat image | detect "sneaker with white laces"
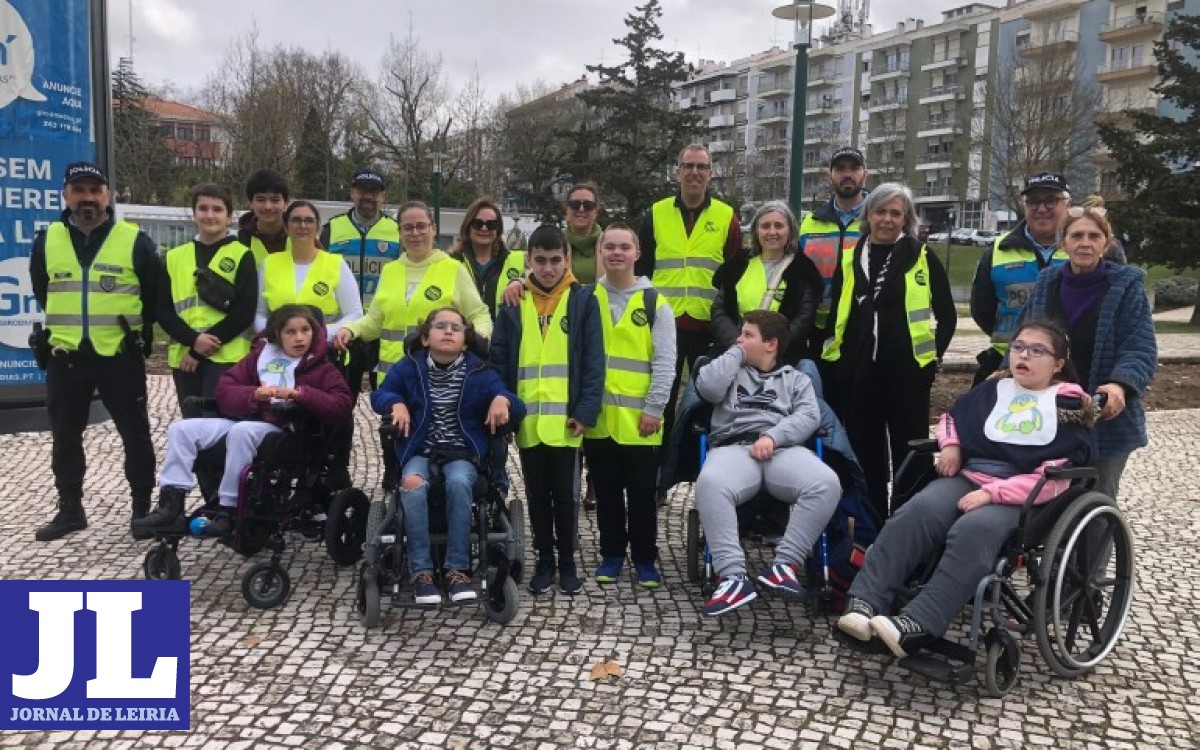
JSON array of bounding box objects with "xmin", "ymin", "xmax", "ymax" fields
[
  {"xmin": 412, "ymin": 572, "xmax": 442, "ymax": 605},
  {"xmin": 446, "ymin": 570, "xmax": 477, "ymax": 602},
  {"xmin": 837, "ymin": 597, "xmax": 877, "ymax": 642},
  {"xmin": 757, "ymin": 561, "xmax": 807, "ymax": 597},
  {"xmin": 870, "ymin": 613, "xmax": 935, "ymax": 658},
  {"xmin": 703, "ymin": 575, "xmax": 758, "ymax": 616}
]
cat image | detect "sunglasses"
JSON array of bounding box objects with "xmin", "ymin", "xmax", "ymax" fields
[
  {"xmin": 567, "ymin": 199, "xmax": 597, "ymax": 212},
  {"xmin": 470, "ymin": 218, "xmax": 501, "ymax": 231},
  {"xmin": 1066, "ymin": 206, "xmax": 1108, "ymax": 218}
]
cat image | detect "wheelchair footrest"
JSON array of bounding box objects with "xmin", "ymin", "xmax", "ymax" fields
[
  {"xmin": 898, "ymin": 638, "xmax": 976, "ymax": 686},
  {"xmin": 830, "ymin": 627, "xmax": 893, "ymax": 656}
]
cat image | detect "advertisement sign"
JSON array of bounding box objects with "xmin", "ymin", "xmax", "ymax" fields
[{"xmin": 0, "ymin": 0, "xmax": 95, "ymax": 388}]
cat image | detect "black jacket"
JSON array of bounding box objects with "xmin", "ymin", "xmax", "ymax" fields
[
  {"xmin": 709, "ymin": 251, "xmax": 823, "ymax": 363},
  {"xmin": 156, "ymin": 236, "xmax": 258, "ymax": 360},
  {"xmin": 453, "ymin": 244, "xmax": 518, "ymax": 319}
]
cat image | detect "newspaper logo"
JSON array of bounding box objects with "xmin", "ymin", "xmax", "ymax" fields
[{"xmin": 0, "ymin": 1, "xmax": 47, "ymax": 108}]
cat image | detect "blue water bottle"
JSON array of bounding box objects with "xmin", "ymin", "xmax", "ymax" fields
[{"xmin": 189, "ymin": 516, "xmax": 210, "ymax": 536}]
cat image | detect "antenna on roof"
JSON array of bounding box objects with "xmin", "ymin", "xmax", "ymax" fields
[{"xmin": 127, "ymin": 0, "xmax": 136, "ymax": 62}]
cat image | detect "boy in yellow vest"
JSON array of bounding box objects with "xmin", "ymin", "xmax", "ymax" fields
[{"xmin": 489, "ymin": 226, "xmax": 605, "ymax": 595}]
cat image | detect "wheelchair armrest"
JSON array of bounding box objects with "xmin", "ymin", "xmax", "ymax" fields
[
  {"xmin": 378, "ymin": 421, "xmax": 399, "ymax": 438},
  {"xmin": 181, "ymin": 396, "xmax": 218, "ymax": 419},
  {"xmin": 907, "ymin": 438, "xmax": 939, "ymax": 454},
  {"xmin": 1044, "ymin": 465, "xmax": 1098, "ymax": 481}
]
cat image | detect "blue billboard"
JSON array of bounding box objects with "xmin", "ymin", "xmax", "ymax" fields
[{"xmin": 0, "ymin": 0, "xmax": 96, "ymax": 388}]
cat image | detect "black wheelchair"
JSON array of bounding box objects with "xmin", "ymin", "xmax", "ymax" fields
[
  {"xmin": 835, "ymin": 438, "xmax": 1136, "ymax": 697},
  {"xmin": 355, "ymin": 426, "xmax": 525, "ymax": 628},
  {"xmin": 142, "ymin": 398, "xmax": 370, "ymax": 609}
]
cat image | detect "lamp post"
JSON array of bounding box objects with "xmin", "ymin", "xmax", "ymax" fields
[
  {"xmin": 946, "ymin": 209, "xmax": 956, "ymax": 278},
  {"xmin": 772, "ymin": 0, "xmax": 836, "ymax": 216},
  {"xmin": 431, "ymin": 150, "xmax": 445, "ymax": 244}
]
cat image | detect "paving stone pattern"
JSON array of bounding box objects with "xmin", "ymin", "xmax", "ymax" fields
[{"xmin": 1, "ymin": 376, "xmax": 1197, "ymax": 748}]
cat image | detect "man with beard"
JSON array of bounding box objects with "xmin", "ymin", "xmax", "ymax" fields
[
  {"xmin": 798, "ymin": 146, "xmax": 869, "ymax": 358},
  {"xmin": 28, "ymin": 162, "xmax": 162, "ymax": 541}
]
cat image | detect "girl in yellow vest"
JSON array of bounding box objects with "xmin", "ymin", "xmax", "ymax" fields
[{"xmin": 585, "ymin": 224, "xmax": 677, "ymax": 587}]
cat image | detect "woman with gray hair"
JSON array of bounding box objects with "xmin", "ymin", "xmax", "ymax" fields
[
  {"xmin": 820, "ymin": 182, "xmax": 957, "ymax": 520},
  {"xmin": 710, "ymin": 201, "xmax": 823, "ymax": 363}
]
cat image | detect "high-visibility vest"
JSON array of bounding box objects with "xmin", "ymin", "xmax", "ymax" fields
[
  {"xmin": 247, "ymin": 236, "xmax": 290, "ymax": 268},
  {"xmin": 463, "ymin": 248, "xmax": 526, "ymax": 313},
  {"xmin": 650, "ymin": 197, "xmax": 733, "ymax": 321},
  {"xmin": 733, "ymin": 256, "xmax": 785, "ymax": 315},
  {"xmin": 986, "ymin": 233, "xmax": 1068, "ymax": 354},
  {"xmin": 822, "ymin": 244, "xmax": 937, "ymax": 367},
  {"xmin": 43, "ymin": 221, "xmax": 143, "ymax": 356},
  {"xmin": 585, "ymin": 285, "xmax": 662, "ymax": 446},
  {"xmin": 798, "ymin": 212, "xmax": 862, "ymax": 329},
  {"xmin": 374, "ymin": 256, "xmax": 462, "ymax": 374},
  {"xmin": 325, "ymin": 213, "xmax": 401, "ymax": 305},
  {"xmin": 261, "ymin": 250, "xmax": 344, "ymax": 320},
  {"xmin": 515, "ymin": 290, "xmax": 579, "ymax": 449},
  {"xmin": 165, "ymin": 240, "xmax": 253, "ymax": 367}
]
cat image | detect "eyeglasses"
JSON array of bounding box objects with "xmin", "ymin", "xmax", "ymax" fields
[
  {"xmin": 1024, "ymin": 197, "xmax": 1064, "ymax": 210},
  {"xmin": 401, "ymin": 221, "xmax": 431, "ymax": 233},
  {"xmin": 679, "ymin": 162, "xmax": 712, "ymax": 172},
  {"xmin": 567, "ymin": 199, "xmax": 597, "ymax": 212},
  {"xmin": 287, "ymin": 216, "xmax": 317, "ymax": 226},
  {"xmin": 1010, "ymin": 341, "xmax": 1054, "ymax": 359},
  {"xmin": 1066, "ymin": 206, "xmax": 1108, "ymax": 218},
  {"xmin": 470, "ymin": 218, "xmax": 501, "ymax": 231},
  {"xmin": 431, "ymin": 321, "xmax": 465, "ymax": 333}
]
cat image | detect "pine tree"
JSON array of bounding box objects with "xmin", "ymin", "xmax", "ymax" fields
[
  {"xmin": 295, "ymin": 107, "xmax": 335, "ymax": 200},
  {"xmin": 1098, "ymin": 14, "xmax": 1200, "ymax": 324},
  {"xmin": 573, "ymin": 0, "xmax": 701, "ymax": 221},
  {"xmin": 112, "ymin": 58, "xmax": 174, "ymax": 204}
]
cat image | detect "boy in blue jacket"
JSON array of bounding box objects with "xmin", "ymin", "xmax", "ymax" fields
[
  {"xmin": 372, "ymin": 307, "xmax": 525, "ymax": 605},
  {"xmin": 490, "ymin": 225, "xmax": 605, "ymax": 596}
]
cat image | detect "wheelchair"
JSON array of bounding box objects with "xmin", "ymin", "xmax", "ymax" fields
[
  {"xmin": 142, "ymin": 399, "xmax": 370, "ymax": 610},
  {"xmin": 355, "ymin": 426, "xmax": 525, "ymax": 628},
  {"xmin": 834, "ymin": 437, "xmax": 1136, "ymax": 698}
]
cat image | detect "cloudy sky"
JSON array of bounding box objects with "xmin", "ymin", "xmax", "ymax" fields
[{"xmin": 109, "ymin": 0, "xmax": 948, "ymax": 100}]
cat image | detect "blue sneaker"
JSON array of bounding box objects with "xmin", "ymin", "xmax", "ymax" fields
[
  {"xmin": 703, "ymin": 575, "xmax": 757, "ymax": 616},
  {"xmin": 412, "ymin": 572, "xmax": 441, "ymax": 605},
  {"xmin": 634, "ymin": 562, "xmax": 662, "ymax": 589},
  {"xmin": 757, "ymin": 562, "xmax": 807, "ymax": 598},
  {"xmin": 594, "ymin": 557, "xmax": 624, "ymax": 583}
]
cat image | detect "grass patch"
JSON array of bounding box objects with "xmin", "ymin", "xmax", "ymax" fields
[
  {"xmin": 1140, "ymin": 265, "xmax": 1200, "ymax": 284},
  {"xmin": 927, "ymin": 244, "xmax": 984, "ymax": 289},
  {"xmin": 1155, "ymin": 320, "xmax": 1199, "ymax": 334}
]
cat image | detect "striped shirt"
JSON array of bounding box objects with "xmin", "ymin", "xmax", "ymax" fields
[{"xmin": 424, "ymin": 353, "xmax": 469, "ymax": 453}]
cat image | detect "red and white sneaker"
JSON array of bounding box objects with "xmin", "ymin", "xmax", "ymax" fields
[
  {"xmin": 757, "ymin": 562, "xmax": 807, "ymax": 598},
  {"xmin": 703, "ymin": 575, "xmax": 758, "ymax": 616}
]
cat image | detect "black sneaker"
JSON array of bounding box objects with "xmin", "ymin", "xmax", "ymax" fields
[
  {"xmin": 870, "ymin": 613, "xmax": 935, "ymax": 658},
  {"xmin": 837, "ymin": 597, "xmax": 877, "ymax": 642},
  {"xmin": 529, "ymin": 555, "xmax": 556, "ymax": 595},
  {"xmin": 558, "ymin": 559, "xmax": 583, "ymax": 595},
  {"xmin": 35, "ymin": 501, "xmax": 87, "ymax": 542}
]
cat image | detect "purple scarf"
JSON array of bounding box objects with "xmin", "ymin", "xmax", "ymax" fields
[{"xmin": 1060, "ymin": 263, "xmax": 1107, "ymax": 324}]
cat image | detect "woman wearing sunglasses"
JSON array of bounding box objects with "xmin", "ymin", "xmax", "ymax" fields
[
  {"xmin": 1010, "ymin": 197, "xmax": 1157, "ymax": 500},
  {"xmin": 452, "ymin": 196, "xmax": 526, "ymax": 318}
]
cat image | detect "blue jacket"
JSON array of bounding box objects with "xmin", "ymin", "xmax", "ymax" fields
[
  {"xmin": 1015, "ymin": 261, "xmax": 1157, "ymax": 457},
  {"xmin": 371, "ymin": 348, "xmax": 526, "ymax": 467},
  {"xmin": 488, "ymin": 282, "xmax": 606, "ymax": 428}
]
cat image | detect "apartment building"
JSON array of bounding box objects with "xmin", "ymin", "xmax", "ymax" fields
[{"xmin": 142, "ymin": 97, "xmax": 228, "ymax": 169}]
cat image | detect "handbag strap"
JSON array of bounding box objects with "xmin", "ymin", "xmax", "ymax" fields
[{"xmin": 758, "ymin": 254, "xmax": 796, "ymax": 310}]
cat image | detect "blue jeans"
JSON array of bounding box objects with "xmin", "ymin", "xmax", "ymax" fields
[{"xmin": 400, "ymin": 455, "xmax": 478, "ymax": 576}]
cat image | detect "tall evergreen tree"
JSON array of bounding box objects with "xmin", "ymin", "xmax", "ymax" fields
[
  {"xmin": 295, "ymin": 107, "xmax": 335, "ymax": 200},
  {"xmin": 1098, "ymin": 14, "xmax": 1200, "ymax": 324},
  {"xmin": 112, "ymin": 58, "xmax": 174, "ymax": 204},
  {"xmin": 573, "ymin": 0, "xmax": 701, "ymax": 221}
]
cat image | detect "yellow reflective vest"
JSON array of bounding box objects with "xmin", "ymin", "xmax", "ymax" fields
[
  {"xmin": 374, "ymin": 256, "xmax": 462, "ymax": 375},
  {"xmin": 733, "ymin": 256, "xmax": 785, "ymax": 315},
  {"xmin": 261, "ymin": 250, "xmax": 344, "ymax": 320},
  {"xmin": 650, "ymin": 196, "xmax": 733, "ymax": 321},
  {"xmin": 822, "ymin": 244, "xmax": 937, "ymax": 367},
  {"xmin": 515, "ymin": 289, "xmax": 580, "ymax": 449},
  {"xmin": 165, "ymin": 240, "xmax": 253, "ymax": 368},
  {"xmin": 247, "ymin": 236, "xmax": 290, "ymax": 268},
  {"xmin": 43, "ymin": 221, "xmax": 143, "ymax": 356},
  {"xmin": 585, "ymin": 285, "xmax": 662, "ymax": 446}
]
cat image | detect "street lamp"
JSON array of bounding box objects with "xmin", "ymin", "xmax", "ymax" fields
[
  {"xmin": 431, "ymin": 150, "xmax": 445, "ymax": 245},
  {"xmin": 772, "ymin": 0, "xmax": 836, "ymax": 216}
]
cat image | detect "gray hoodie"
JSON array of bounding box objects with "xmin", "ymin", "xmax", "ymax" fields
[
  {"xmin": 694, "ymin": 345, "xmax": 821, "ymax": 449},
  {"xmin": 596, "ymin": 275, "xmax": 677, "ymax": 418}
]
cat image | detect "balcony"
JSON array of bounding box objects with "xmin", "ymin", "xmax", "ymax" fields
[
  {"xmin": 804, "ymin": 132, "xmax": 835, "ymax": 146},
  {"xmin": 759, "ymin": 57, "xmax": 793, "ymax": 74},
  {"xmin": 757, "ymin": 113, "xmax": 791, "ymax": 126},
  {"xmin": 708, "ymin": 140, "xmax": 735, "ymax": 153},
  {"xmin": 1022, "ymin": 0, "xmax": 1083, "ymax": 21},
  {"xmin": 807, "ymin": 99, "xmax": 840, "ymax": 115},
  {"xmin": 916, "ymin": 121, "xmax": 964, "ymax": 138},
  {"xmin": 915, "ymin": 154, "xmax": 960, "ymax": 170},
  {"xmin": 710, "ymin": 88, "xmax": 738, "ymax": 103},
  {"xmin": 803, "ymin": 164, "xmax": 828, "ymax": 174},
  {"xmin": 757, "ymin": 141, "xmax": 789, "ymax": 152},
  {"xmin": 914, "ymin": 185, "xmax": 956, "ymax": 203},
  {"xmin": 758, "ymin": 81, "xmax": 792, "ymax": 98},
  {"xmin": 868, "ymin": 95, "xmax": 907, "ymax": 112},
  {"xmin": 862, "ymin": 131, "xmax": 905, "ymax": 145},
  {"xmin": 1017, "ymin": 30, "xmax": 1079, "ymax": 58},
  {"xmin": 873, "ymin": 62, "xmax": 911, "ymax": 82},
  {"xmin": 708, "ymin": 114, "xmax": 736, "ymax": 128},
  {"xmin": 808, "ymin": 70, "xmax": 839, "ymax": 88},
  {"xmin": 1097, "ymin": 60, "xmax": 1158, "ymax": 83},
  {"xmin": 1098, "ymin": 12, "xmax": 1164, "ymax": 42},
  {"xmin": 921, "ymin": 56, "xmax": 968, "ymax": 72},
  {"xmin": 918, "ymin": 85, "xmax": 966, "ymax": 105},
  {"xmin": 678, "ymin": 96, "xmax": 696, "ymax": 109}
]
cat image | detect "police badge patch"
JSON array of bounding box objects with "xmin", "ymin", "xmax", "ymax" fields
[
  {"xmin": 376, "ymin": 241, "xmax": 390, "ymax": 255},
  {"xmin": 312, "ymin": 281, "xmax": 331, "ymax": 296},
  {"xmin": 99, "ymin": 275, "xmax": 117, "ymax": 292}
]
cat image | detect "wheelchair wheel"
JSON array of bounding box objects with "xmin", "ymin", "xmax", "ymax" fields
[
  {"xmin": 484, "ymin": 573, "xmax": 520, "ymax": 625},
  {"xmin": 357, "ymin": 562, "xmax": 382, "ymax": 628},
  {"xmin": 363, "ymin": 499, "xmax": 387, "ymax": 564},
  {"xmin": 686, "ymin": 508, "xmax": 702, "ymax": 583},
  {"xmin": 326, "ymin": 488, "xmax": 370, "ymax": 566},
  {"xmin": 983, "ymin": 627, "xmax": 1021, "ymax": 698},
  {"xmin": 143, "ymin": 545, "xmax": 181, "ymax": 580},
  {"xmin": 241, "ymin": 562, "xmax": 291, "ymax": 609},
  {"xmin": 507, "ymin": 498, "xmax": 526, "ymax": 585},
  {"xmin": 1033, "ymin": 492, "xmax": 1135, "ymax": 678}
]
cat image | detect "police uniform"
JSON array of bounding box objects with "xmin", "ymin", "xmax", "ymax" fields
[{"xmin": 28, "ymin": 163, "xmax": 162, "ymax": 541}]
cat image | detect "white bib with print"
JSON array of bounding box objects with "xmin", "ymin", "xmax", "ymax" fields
[
  {"xmin": 984, "ymin": 379, "xmax": 1059, "ymax": 446},
  {"xmin": 256, "ymin": 343, "xmax": 301, "ymax": 391}
]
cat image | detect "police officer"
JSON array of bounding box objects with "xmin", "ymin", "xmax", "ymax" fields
[
  {"xmin": 29, "ymin": 162, "xmax": 162, "ymax": 541},
  {"xmin": 969, "ymin": 172, "xmax": 1070, "ymax": 384}
]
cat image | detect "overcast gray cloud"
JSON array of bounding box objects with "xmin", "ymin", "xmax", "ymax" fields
[{"xmin": 109, "ymin": 0, "xmax": 951, "ymax": 100}]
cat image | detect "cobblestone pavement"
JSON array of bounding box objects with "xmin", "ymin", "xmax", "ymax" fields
[{"xmin": 1, "ymin": 376, "xmax": 1198, "ymax": 749}]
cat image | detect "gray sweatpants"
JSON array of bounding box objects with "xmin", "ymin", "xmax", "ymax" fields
[
  {"xmin": 159, "ymin": 418, "xmax": 283, "ymax": 508},
  {"xmin": 694, "ymin": 444, "xmax": 841, "ymax": 578},
  {"xmin": 849, "ymin": 475, "xmax": 1021, "ymax": 637}
]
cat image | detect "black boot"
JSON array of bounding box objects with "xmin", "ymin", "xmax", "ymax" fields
[
  {"xmin": 35, "ymin": 498, "xmax": 87, "ymax": 542},
  {"xmin": 559, "ymin": 555, "xmax": 583, "ymax": 595},
  {"xmin": 131, "ymin": 487, "xmax": 187, "ymax": 539},
  {"xmin": 528, "ymin": 552, "xmax": 556, "ymax": 595},
  {"xmin": 131, "ymin": 495, "xmax": 151, "ymax": 522}
]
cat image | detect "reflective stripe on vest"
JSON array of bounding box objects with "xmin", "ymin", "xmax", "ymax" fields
[
  {"xmin": 44, "ymin": 221, "xmax": 143, "ymax": 356},
  {"xmin": 798, "ymin": 213, "xmax": 862, "ymax": 328},
  {"xmin": 262, "ymin": 250, "xmax": 344, "ymax": 320},
  {"xmin": 325, "ymin": 213, "xmax": 401, "ymax": 305},
  {"xmin": 734, "ymin": 256, "xmax": 785, "ymax": 315},
  {"xmin": 515, "ymin": 290, "xmax": 579, "ymax": 449},
  {"xmin": 822, "ymin": 244, "xmax": 937, "ymax": 367},
  {"xmin": 987, "ymin": 234, "xmax": 1068, "ymax": 354},
  {"xmin": 165, "ymin": 240, "xmax": 253, "ymax": 367},
  {"xmin": 649, "ymin": 197, "xmax": 733, "ymax": 321},
  {"xmin": 585, "ymin": 285, "xmax": 661, "ymax": 446},
  {"xmin": 374, "ymin": 257, "xmax": 462, "ymax": 374}
]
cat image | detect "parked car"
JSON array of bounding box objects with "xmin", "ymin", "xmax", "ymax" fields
[
  {"xmin": 967, "ymin": 229, "xmax": 1001, "ymax": 246},
  {"xmin": 927, "ymin": 231, "xmax": 950, "ymax": 244},
  {"xmin": 950, "ymin": 228, "xmax": 975, "ymax": 245}
]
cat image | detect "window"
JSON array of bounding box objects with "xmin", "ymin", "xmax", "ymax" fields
[
  {"xmin": 1132, "ymin": 43, "xmax": 1145, "ymax": 65},
  {"xmin": 177, "ymin": 126, "xmax": 194, "ymax": 141}
]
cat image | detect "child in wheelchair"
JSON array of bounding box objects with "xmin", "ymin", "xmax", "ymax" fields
[
  {"xmin": 371, "ymin": 307, "xmax": 525, "ymax": 605},
  {"xmin": 693, "ymin": 310, "xmax": 842, "ymax": 616},
  {"xmin": 133, "ymin": 304, "xmax": 353, "ymax": 538},
  {"xmin": 837, "ymin": 319, "xmax": 1097, "ymax": 658}
]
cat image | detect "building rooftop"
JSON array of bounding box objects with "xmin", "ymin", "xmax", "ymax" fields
[{"xmin": 142, "ymin": 97, "xmax": 221, "ymax": 123}]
